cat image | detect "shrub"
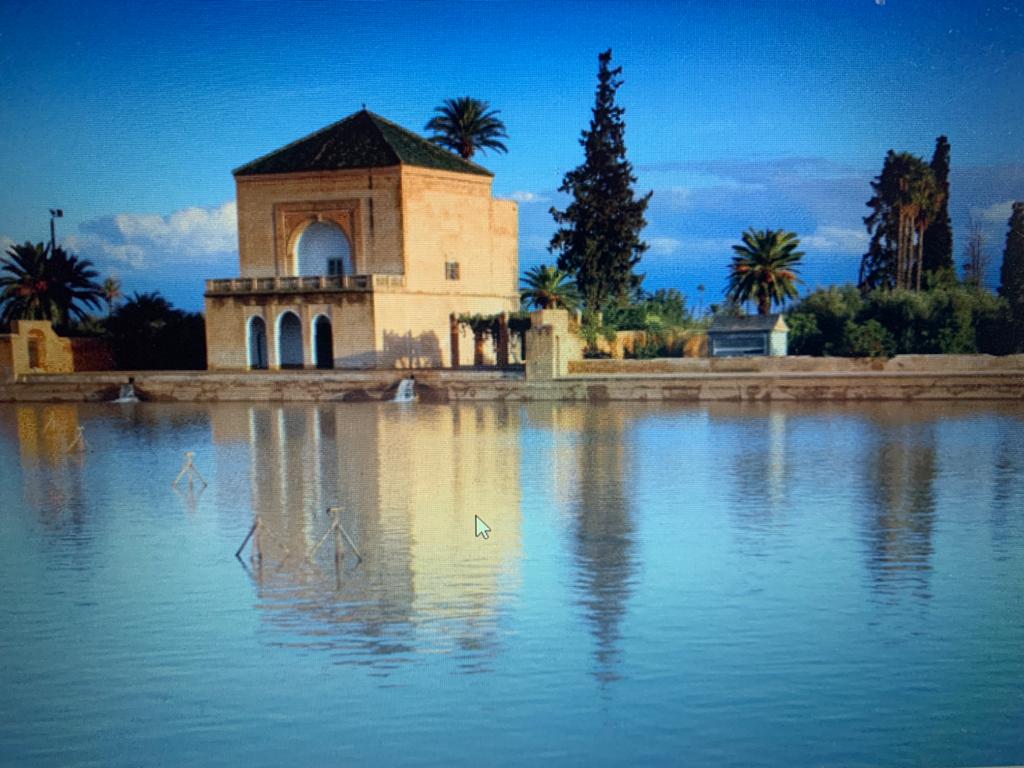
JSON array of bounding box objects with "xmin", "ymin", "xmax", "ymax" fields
[
  {"xmin": 786, "ymin": 285, "xmax": 862, "ymax": 355},
  {"xmin": 786, "ymin": 283, "xmax": 1011, "ymax": 357},
  {"xmin": 842, "ymin": 319, "xmax": 896, "ymax": 357}
]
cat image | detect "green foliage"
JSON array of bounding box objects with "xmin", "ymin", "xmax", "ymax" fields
[
  {"xmin": 578, "ymin": 311, "xmax": 617, "ymax": 357},
  {"xmin": 102, "ymin": 276, "xmax": 123, "ymax": 316},
  {"xmin": 785, "ymin": 285, "xmax": 863, "ymax": 356},
  {"xmin": 785, "ymin": 312, "xmax": 821, "ymax": 356},
  {"xmin": 787, "ymin": 283, "xmax": 1009, "ymax": 356},
  {"xmin": 425, "ymin": 97, "xmax": 508, "ymax": 160},
  {"xmin": 520, "ymin": 264, "xmax": 580, "ymax": 311},
  {"xmin": 842, "ymin": 319, "xmax": 895, "ymax": 358},
  {"xmin": 507, "ymin": 311, "xmax": 532, "ymax": 335},
  {"xmin": 457, "ymin": 313, "xmax": 501, "ymax": 338},
  {"xmin": 922, "ymin": 136, "xmax": 954, "ymax": 274},
  {"xmin": 642, "ymin": 288, "xmax": 690, "ymax": 327},
  {"xmin": 626, "ymin": 334, "xmax": 666, "ymax": 359},
  {"xmin": 603, "ymin": 288, "xmax": 691, "ymax": 331},
  {"xmin": 726, "ymin": 228, "xmax": 804, "ymax": 315},
  {"xmin": 999, "ymin": 201, "xmax": 1024, "ymax": 352},
  {"xmin": 860, "ymin": 147, "xmax": 941, "ymax": 291},
  {"xmin": 107, "ymin": 291, "xmax": 206, "ymax": 369},
  {"xmin": 0, "ymin": 241, "xmax": 104, "ymax": 332},
  {"xmin": 550, "ymin": 49, "xmax": 651, "ymax": 311}
]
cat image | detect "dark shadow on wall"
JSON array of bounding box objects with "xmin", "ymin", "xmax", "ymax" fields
[{"xmin": 382, "ymin": 330, "xmax": 442, "ymax": 368}]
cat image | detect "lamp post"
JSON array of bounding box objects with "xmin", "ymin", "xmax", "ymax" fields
[{"xmin": 49, "ymin": 208, "xmax": 63, "ymax": 254}]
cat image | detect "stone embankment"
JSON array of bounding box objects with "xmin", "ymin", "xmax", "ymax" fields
[{"xmin": 1, "ymin": 355, "xmax": 1022, "ymax": 403}]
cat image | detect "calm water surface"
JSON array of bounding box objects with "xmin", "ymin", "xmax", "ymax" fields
[{"xmin": 1, "ymin": 400, "xmax": 1022, "ymax": 767}]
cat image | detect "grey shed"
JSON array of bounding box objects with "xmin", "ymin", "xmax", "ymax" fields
[{"xmin": 707, "ymin": 314, "xmax": 789, "ymax": 357}]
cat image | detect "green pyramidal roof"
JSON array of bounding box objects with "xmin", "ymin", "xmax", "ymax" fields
[{"xmin": 233, "ymin": 109, "xmax": 493, "ymax": 177}]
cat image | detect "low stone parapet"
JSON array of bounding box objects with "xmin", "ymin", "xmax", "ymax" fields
[
  {"xmin": 570, "ymin": 354, "xmax": 1024, "ymax": 376},
  {"xmin": 1, "ymin": 359, "xmax": 1022, "ymax": 403}
]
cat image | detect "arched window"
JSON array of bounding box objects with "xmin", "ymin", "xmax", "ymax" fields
[
  {"xmin": 296, "ymin": 221, "xmax": 353, "ymax": 277},
  {"xmin": 247, "ymin": 316, "xmax": 268, "ymax": 369},
  {"xmin": 277, "ymin": 311, "xmax": 303, "ymax": 368}
]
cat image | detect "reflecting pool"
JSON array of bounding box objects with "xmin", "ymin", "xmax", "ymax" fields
[{"xmin": 1, "ymin": 401, "xmax": 1022, "ymax": 766}]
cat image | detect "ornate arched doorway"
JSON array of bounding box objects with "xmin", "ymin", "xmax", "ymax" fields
[
  {"xmin": 296, "ymin": 220, "xmax": 353, "ymax": 277},
  {"xmin": 313, "ymin": 315, "xmax": 334, "ymax": 369},
  {"xmin": 277, "ymin": 311, "xmax": 303, "ymax": 368},
  {"xmin": 248, "ymin": 316, "xmax": 268, "ymax": 369}
]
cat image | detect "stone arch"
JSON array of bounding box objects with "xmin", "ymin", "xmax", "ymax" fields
[
  {"xmin": 247, "ymin": 315, "xmax": 268, "ymax": 370},
  {"xmin": 293, "ymin": 219, "xmax": 353, "ymax": 277},
  {"xmin": 277, "ymin": 311, "xmax": 303, "ymax": 369},
  {"xmin": 312, "ymin": 314, "xmax": 334, "ymax": 370}
]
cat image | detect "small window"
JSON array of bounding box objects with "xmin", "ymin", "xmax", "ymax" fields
[
  {"xmin": 445, "ymin": 261, "xmax": 460, "ymax": 280},
  {"xmin": 327, "ymin": 257, "xmax": 346, "ymax": 276}
]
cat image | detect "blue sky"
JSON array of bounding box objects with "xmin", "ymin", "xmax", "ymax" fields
[{"xmin": 1, "ymin": 0, "xmax": 1022, "ymax": 311}]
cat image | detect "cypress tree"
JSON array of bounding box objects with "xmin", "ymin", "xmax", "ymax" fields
[
  {"xmin": 859, "ymin": 151, "xmax": 899, "ymax": 291},
  {"xmin": 550, "ymin": 49, "xmax": 652, "ymax": 311},
  {"xmin": 922, "ymin": 135, "xmax": 954, "ymax": 276},
  {"xmin": 999, "ymin": 201, "xmax": 1024, "ymax": 350}
]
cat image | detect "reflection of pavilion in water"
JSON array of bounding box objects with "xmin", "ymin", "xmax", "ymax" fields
[
  {"xmin": 10, "ymin": 404, "xmax": 89, "ymax": 532},
  {"xmin": 218, "ymin": 403, "xmax": 522, "ymax": 667}
]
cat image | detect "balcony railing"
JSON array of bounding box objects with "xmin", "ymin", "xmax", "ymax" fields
[{"xmin": 205, "ymin": 274, "xmax": 406, "ymax": 295}]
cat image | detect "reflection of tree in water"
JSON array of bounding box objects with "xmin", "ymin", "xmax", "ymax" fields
[
  {"xmin": 990, "ymin": 423, "xmax": 1023, "ymax": 561},
  {"xmin": 570, "ymin": 406, "xmax": 637, "ymax": 684},
  {"xmin": 862, "ymin": 419, "xmax": 937, "ymax": 601}
]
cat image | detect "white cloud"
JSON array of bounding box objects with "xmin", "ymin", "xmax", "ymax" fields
[
  {"xmin": 800, "ymin": 225, "xmax": 869, "ymax": 254},
  {"xmin": 648, "ymin": 237, "xmax": 682, "ymax": 256},
  {"xmin": 68, "ymin": 201, "xmax": 237, "ymax": 269},
  {"xmin": 0, "ymin": 234, "xmax": 14, "ymax": 254},
  {"xmin": 113, "ymin": 202, "xmax": 237, "ymax": 256},
  {"xmin": 975, "ymin": 199, "xmax": 1015, "ymax": 225},
  {"xmin": 663, "ymin": 187, "xmax": 693, "ymax": 210},
  {"xmin": 507, "ymin": 191, "xmax": 551, "ymax": 204}
]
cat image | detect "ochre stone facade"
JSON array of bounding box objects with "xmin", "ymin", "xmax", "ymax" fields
[
  {"xmin": 205, "ymin": 111, "xmax": 518, "ymax": 370},
  {"xmin": 0, "ymin": 320, "xmax": 113, "ymax": 381}
]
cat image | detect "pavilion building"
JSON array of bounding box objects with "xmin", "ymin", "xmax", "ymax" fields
[{"xmin": 204, "ymin": 109, "xmax": 519, "ymax": 370}]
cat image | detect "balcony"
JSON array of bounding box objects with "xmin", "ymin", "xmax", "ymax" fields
[{"xmin": 205, "ymin": 274, "xmax": 406, "ymax": 295}]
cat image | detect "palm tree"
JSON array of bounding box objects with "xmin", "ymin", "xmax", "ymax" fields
[
  {"xmin": 425, "ymin": 97, "xmax": 509, "ymax": 160},
  {"xmin": 0, "ymin": 242, "xmax": 52, "ymax": 325},
  {"xmin": 48, "ymin": 247, "xmax": 104, "ymax": 330},
  {"xmin": 726, "ymin": 228, "xmax": 804, "ymax": 315},
  {"xmin": 102, "ymin": 276, "xmax": 123, "ymax": 317},
  {"xmin": 0, "ymin": 242, "xmax": 104, "ymax": 332},
  {"xmin": 910, "ymin": 172, "xmax": 939, "ymax": 291},
  {"xmin": 520, "ymin": 264, "xmax": 580, "ymax": 311}
]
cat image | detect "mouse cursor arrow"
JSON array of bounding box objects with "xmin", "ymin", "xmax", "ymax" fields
[{"xmin": 474, "ymin": 515, "xmax": 491, "ymax": 540}]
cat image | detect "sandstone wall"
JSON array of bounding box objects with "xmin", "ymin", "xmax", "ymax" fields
[{"xmin": 3, "ymin": 366, "xmax": 1023, "ymax": 404}]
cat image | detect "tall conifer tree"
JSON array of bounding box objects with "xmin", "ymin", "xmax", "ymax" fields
[
  {"xmin": 859, "ymin": 151, "xmax": 900, "ymax": 290},
  {"xmin": 550, "ymin": 49, "xmax": 652, "ymax": 311},
  {"xmin": 922, "ymin": 135, "xmax": 954, "ymax": 276},
  {"xmin": 999, "ymin": 201, "xmax": 1024, "ymax": 350}
]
